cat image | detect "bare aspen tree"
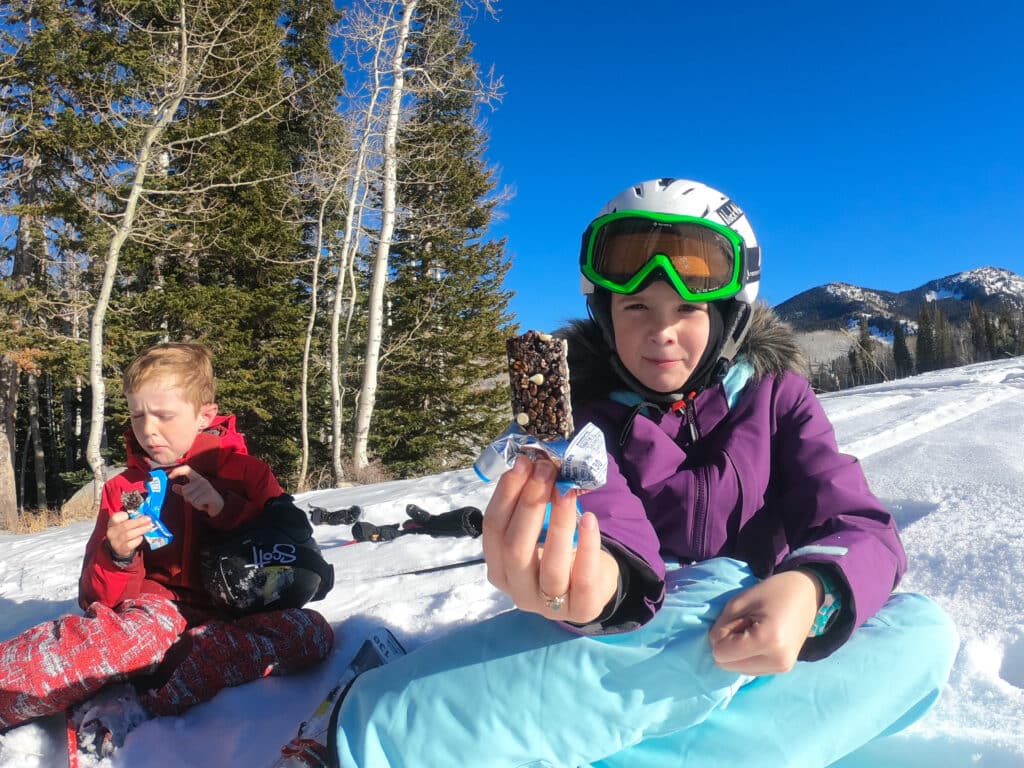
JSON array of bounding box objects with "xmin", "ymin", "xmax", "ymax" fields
[
  {"xmin": 349, "ymin": 0, "xmax": 417, "ymax": 472},
  {"xmin": 73, "ymin": 1, "xmax": 326, "ymax": 499},
  {"xmin": 83, "ymin": 0, "xmax": 193, "ymax": 495},
  {"xmin": 0, "ymin": 355, "xmax": 18, "ymax": 527},
  {"xmin": 323, "ymin": 1, "xmax": 403, "ymax": 482},
  {"xmin": 296, "ymin": 125, "xmax": 350, "ymax": 489},
  {"xmin": 345, "ymin": 0, "xmax": 503, "ymax": 473}
]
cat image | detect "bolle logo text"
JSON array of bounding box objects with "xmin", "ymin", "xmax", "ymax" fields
[{"xmin": 249, "ymin": 543, "xmax": 298, "ymax": 567}]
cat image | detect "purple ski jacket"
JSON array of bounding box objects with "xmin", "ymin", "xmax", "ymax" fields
[{"xmin": 560, "ymin": 306, "xmax": 907, "ymax": 660}]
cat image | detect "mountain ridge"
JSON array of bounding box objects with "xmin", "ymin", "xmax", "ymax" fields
[{"xmin": 773, "ymin": 266, "xmax": 1024, "ymax": 334}]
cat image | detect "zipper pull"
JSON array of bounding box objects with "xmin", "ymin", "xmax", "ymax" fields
[{"xmin": 670, "ymin": 391, "xmax": 699, "ymax": 443}]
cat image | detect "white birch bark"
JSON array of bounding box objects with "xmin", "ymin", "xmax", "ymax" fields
[
  {"xmin": 85, "ymin": 2, "xmax": 190, "ymax": 500},
  {"xmin": 351, "ymin": 0, "xmax": 417, "ymax": 472},
  {"xmin": 327, "ymin": 2, "xmax": 395, "ymax": 482}
]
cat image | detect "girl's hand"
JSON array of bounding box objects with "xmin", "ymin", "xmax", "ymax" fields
[
  {"xmin": 106, "ymin": 511, "xmax": 152, "ymax": 559},
  {"xmin": 166, "ymin": 465, "xmax": 225, "ymax": 517},
  {"xmin": 709, "ymin": 569, "xmax": 822, "ymax": 675},
  {"xmin": 483, "ymin": 455, "xmax": 619, "ymax": 624}
]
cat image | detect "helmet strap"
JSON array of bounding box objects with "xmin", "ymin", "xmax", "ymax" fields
[{"xmin": 717, "ymin": 301, "xmax": 753, "ymax": 367}]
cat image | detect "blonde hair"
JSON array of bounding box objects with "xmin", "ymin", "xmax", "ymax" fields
[{"xmin": 123, "ymin": 342, "xmax": 216, "ymax": 411}]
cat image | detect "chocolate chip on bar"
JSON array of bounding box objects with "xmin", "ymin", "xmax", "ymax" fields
[
  {"xmin": 121, "ymin": 490, "xmax": 144, "ymax": 513},
  {"xmin": 506, "ymin": 330, "xmax": 574, "ymax": 441}
]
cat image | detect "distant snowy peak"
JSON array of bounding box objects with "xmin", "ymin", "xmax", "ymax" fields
[
  {"xmin": 925, "ymin": 267, "xmax": 1024, "ymax": 305},
  {"xmin": 775, "ymin": 265, "xmax": 1024, "ymax": 334},
  {"xmin": 825, "ymin": 282, "xmax": 888, "ymax": 305}
]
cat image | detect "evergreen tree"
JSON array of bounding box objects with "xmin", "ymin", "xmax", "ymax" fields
[
  {"xmin": 916, "ymin": 304, "xmax": 936, "ymax": 372},
  {"xmin": 372, "ymin": 0, "xmax": 514, "ymax": 476},
  {"xmin": 856, "ymin": 316, "xmax": 879, "ymax": 384},
  {"xmin": 934, "ymin": 306, "xmax": 956, "ymax": 369},
  {"xmin": 893, "ymin": 321, "xmax": 914, "ymax": 378},
  {"xmin": 968, "ymin": 301, "xmax": 989, "ymax": 362}
]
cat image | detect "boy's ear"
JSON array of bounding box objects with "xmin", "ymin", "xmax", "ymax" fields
[{"xmin": 197, "ymin": 402, "xmax": 218, "ymax": 430}]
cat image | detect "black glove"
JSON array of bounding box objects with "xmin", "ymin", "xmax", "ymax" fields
[
  {"xmin": 352, "ymin": 521, "xmax": 404, "ymax": 542},
  {"xmin": 309, "ymin": 504, "xmax": 362, "ymax": 526},
  {"xmin": 401, "ymin": 504, "xmax": 483, "ymax": 538}
]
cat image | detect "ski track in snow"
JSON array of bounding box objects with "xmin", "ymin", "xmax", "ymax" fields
[{"xmin": 2, "ymin": 358, "xmax": 1024, "ymax": 766}]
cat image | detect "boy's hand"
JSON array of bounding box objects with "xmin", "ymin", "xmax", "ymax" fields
[
  {"xmin": 107, "ymin": 511, "xmax": 152, "ymax": 559},
  {"xmin": 709, "ymin": 569, "xmax": 821, "ymax": 675},
  {"xmin": 166, "ymin": 465, "xmax": 225, "ymax": 517},
  {"xmin": 482, "ymin": 455, "xmax": 619, "ymax": 625}
]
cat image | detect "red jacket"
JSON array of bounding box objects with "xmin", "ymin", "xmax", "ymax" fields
[{"xmin": 78, "ymin": 414, "xmax": 284, "ymax": 611}]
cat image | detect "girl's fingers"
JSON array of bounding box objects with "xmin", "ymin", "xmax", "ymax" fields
[
  {"xmin": 565, "ymin": 511, "xmax": 609, "ymax": 621},
  {"xmin": 482, "ymin": 456, "xmax": 532, "ymax": 588},
  {"xmin": 501, "ymin": 460, "xmax": 557, "ymax": 599},
  {"xmin": 482, "ymin": 456, "xmax": 531, "ymax": 540},
  {"xmin": 537, "ymin": 489, "xmax": 579, "ymax": 610}
]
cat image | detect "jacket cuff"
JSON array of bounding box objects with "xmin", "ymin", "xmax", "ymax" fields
[
  {"xmin": 104, "ymin": 539, "xmax": 139, "ymax": 570},
  {"xmin": 565, "ymin": 539, "xmax": 664, "ymax": 635},
  {"xmin": 789, "ymin": 562, "xmax": 855, "ymax": 661}
]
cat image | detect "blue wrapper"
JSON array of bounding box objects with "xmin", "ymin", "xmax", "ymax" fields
[{"xmin": 128, "ymin": 468, "xmax": 173, "ymax": 549}]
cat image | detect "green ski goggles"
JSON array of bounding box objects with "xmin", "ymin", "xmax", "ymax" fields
[{"xmin": 580, "ymin": 210, "xmax": 755, "ymax": 302}]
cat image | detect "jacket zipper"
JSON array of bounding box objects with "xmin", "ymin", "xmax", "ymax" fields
[{"xmin": 670, "ymin": 393, "xmax": 707, "ymax": 555}]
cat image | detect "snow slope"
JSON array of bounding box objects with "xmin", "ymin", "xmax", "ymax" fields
[{"xmin": 2, "ymin": 357, "xmax": 1023, "ymax": 767}]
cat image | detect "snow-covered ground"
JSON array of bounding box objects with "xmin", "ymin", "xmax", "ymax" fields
[{"xmin": 2, "ymin": 357, "xmax": 1023, "ymax": 767}]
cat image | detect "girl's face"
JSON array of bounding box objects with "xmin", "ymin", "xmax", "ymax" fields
[{"xmin": 610, "ymin": 280, "xmax": 711, "ymax": 394}]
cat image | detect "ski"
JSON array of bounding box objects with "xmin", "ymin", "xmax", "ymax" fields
[
  {"xmin": 269, "ymin": 627, "xmax": 406, "ymax": 768},
  {"xmin": 330, "ymin": 529, "xmax": 485, "ymax": 582}
]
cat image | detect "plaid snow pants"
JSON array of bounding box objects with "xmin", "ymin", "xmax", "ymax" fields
[{"xmin": 0, "ymin": 593, "xmax": 334, "ymax": 729}]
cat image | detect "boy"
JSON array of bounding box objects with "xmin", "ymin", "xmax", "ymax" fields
[{"xmin": 0, "ymin": 342, "xmax": 333, "ymax": 752}]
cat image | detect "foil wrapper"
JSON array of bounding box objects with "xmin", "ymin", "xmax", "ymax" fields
[
  {"xmin": 474, "ymin": 421, "xmax": 607, "ymax": 493},
  {"xmin": 125, "ymin": 468, "xmax": 174, "ymax": 550}
]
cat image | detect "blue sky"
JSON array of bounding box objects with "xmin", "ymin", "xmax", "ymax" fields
[{"xmin": 467, "ymin": 2, "xmax": 1024, "ymax": 333}]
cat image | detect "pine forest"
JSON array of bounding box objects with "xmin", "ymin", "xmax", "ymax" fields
[{"xmin": 0, "ymin": 0, "xmax": 516, "ymax": 527}]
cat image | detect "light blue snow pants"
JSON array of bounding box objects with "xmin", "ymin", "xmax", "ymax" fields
[{"xmin": 334, "ymin": 558, "xmax": 958, "ymax": 768}]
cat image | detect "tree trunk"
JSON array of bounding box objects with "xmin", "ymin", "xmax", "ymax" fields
[
  {"xmin": 0, "ymin": 355, "xmax": 19, "ymax": 529},
  {"xmin": 298, "ymin": 197, "xmax": 333, "ymax": 491},
  {"xmin": 84, "ymin": 6, "xmax": 189, "ymax": 503},
  {"xmin": 329, "ymin": 9, "xmax": 394, "ymax": 484},
  {"xmin": 26, "ymin": 373, "xmax": 47, "ymax": 508},
  {"xmin": 352, "ymin": 0, "xmax": 416, "ymax": 472}
]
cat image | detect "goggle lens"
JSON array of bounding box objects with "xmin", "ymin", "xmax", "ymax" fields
[{"xmin": 582, "ymin": 213, "xmax": 744, "ymax": 300}]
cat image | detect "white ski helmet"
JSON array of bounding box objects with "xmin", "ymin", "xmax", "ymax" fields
[
  {"xmin": 580, "ymin": 178, "xmax": 760, "ymax": 304},
  {"xmin": 579, "ymin": 178, "xmax": 762, "ymax": 395}
]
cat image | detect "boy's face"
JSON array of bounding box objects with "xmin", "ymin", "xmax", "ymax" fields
[
  {"xmin": 125, "ymin": 380, "xmax": 218, "ymax": 466},
  {"xmin": 610, "ymin": 280, "xmax": 710, "ymax": 394}
]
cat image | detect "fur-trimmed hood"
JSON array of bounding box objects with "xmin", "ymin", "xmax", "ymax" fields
[{"xmin": 556, "ymin": 302, "xmax": 807, "ymax": 410}]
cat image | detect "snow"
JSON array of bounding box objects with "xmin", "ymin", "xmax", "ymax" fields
[
  {"xmin": 3, "ymin": 358, "xmax": 1024, "ymax": 767},
  {"xmin": 943, "ymin": 267, "xmax": 1024, "ymax": 302},
  {"xmin": 826, "ymin": 282, "xmax": 891, "ymax": 309},
  {"xmin": 924, "ymin": 287, "xmax": 962, "ymax": 302}
]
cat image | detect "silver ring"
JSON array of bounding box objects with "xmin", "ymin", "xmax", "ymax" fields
[{"xmin": 540, "ymin": 588, "xmax": 567, "ymax": 612}]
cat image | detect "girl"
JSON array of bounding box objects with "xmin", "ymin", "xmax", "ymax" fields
[{"xmin": 333, "ymin": 179, "xmax": 958, "ymax": 767}]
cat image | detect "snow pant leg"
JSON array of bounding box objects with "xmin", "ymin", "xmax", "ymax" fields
[
  {"xmin": 591, "ymin": 592, "xmax": 959, "ymax": 768},
  {"xmin": 139, "ymin": 607, "xmax": 333, "ymax": 716},
  {"xmin": 0, "ymin": 594, "xmax": 186, "ymax": 729},
  {"xmin": 334, "ymin": 558, "xmax": 758, "ymax": 768}
]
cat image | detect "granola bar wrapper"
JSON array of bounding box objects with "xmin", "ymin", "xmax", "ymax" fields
[
  {"xmin": 123, "ymin": 468, "xmax": 173, "ymax": 549},
  {"xmin": 473, "ymin": 421, "xmax": 607, "ymax": 493}
]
